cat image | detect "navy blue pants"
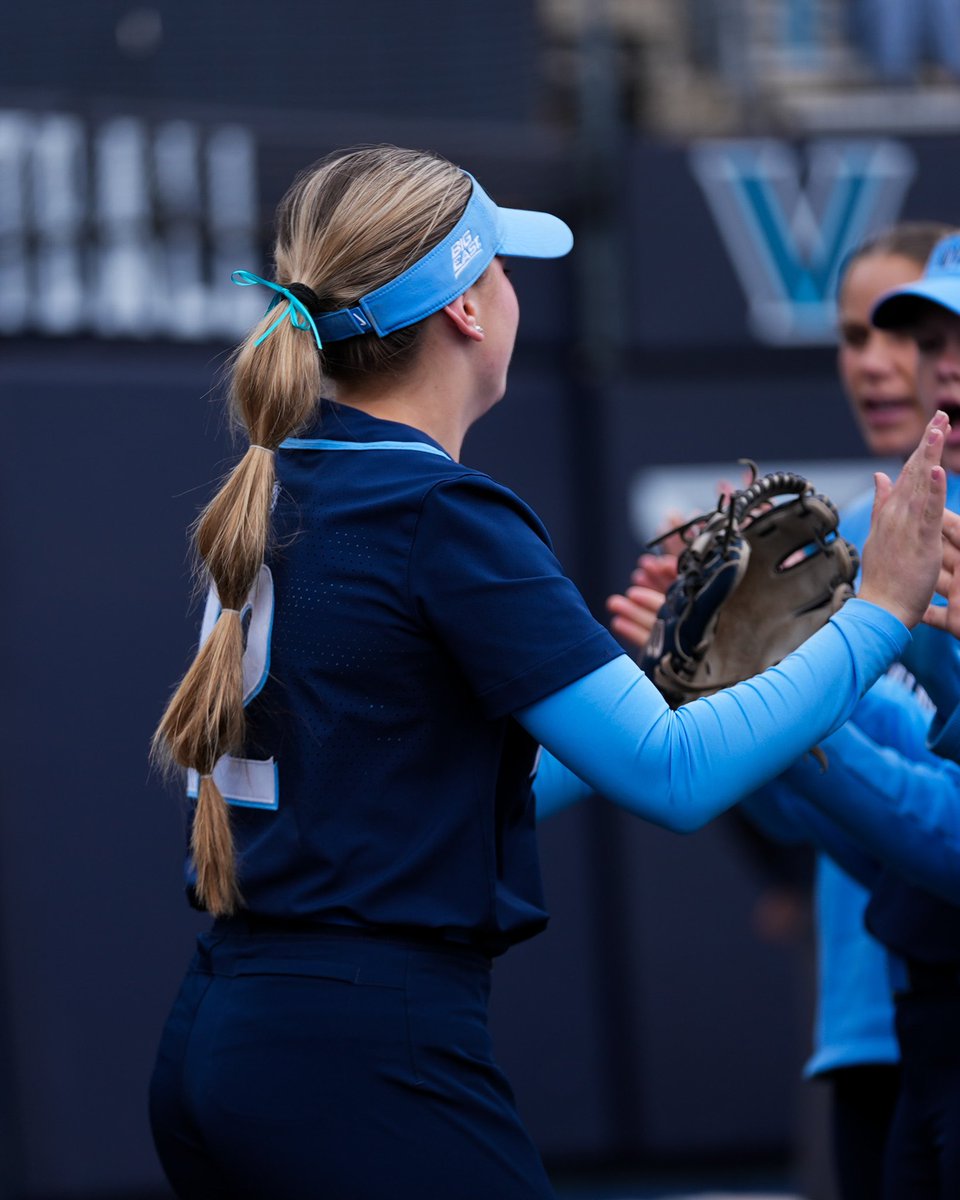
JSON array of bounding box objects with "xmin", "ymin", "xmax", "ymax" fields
[
  {"xmin": 149, "ymin": 923, "xmax": 556, "ymax": 1200},
  {"xmin": 830, "ymin": 1064, "xmax": 901, "ymax": 1200},
  {"xmin": 883, "ymin": 990, "xmax": 960, "ymax": 1199}
]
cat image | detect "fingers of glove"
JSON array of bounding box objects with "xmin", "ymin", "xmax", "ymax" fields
[
  {"xmin": 859, "ymin": 413, "xmax": 947, "ymax": 628},
  {"xmin": 631, "ymin": 553, "xmax": 678, "ymax": 592},
  {"xmin": 606, "ymin": 589, "xmax": 664, "ymax": 652}
]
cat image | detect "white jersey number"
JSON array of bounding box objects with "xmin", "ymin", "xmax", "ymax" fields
[{"xmin": 185, "ymin": 564, "xmax": 279, "ymax": 810}]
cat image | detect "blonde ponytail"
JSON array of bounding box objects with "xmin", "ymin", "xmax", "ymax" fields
[
  {"xmin": 153, "ymin": 145, "xmax": 472, "ymax": 915},
  {"xmin": 154, "ymin": 336, "xmax": 319, "ymax": 916},
  {"xmin": 191, "ymin": 774, "xmax": 242, "ymax": 916}
]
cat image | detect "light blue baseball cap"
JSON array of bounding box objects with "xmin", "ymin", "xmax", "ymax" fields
[
  {"xmin": 873, "ymin": 233, "xmax": 960, "ymax": 329},
  {"xmin": 311, "ymin": 173, "xmax": 573, "ymax": 342}
]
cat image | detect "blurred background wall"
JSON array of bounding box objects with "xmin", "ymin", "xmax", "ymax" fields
[{"xmin": 2, "ymin": 1, "xmax": 960, "ymax": 1196}]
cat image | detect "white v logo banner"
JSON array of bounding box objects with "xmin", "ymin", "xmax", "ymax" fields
[{"xmin": 690, "ymin": 139, "xmax": 916, "ymax": 344}]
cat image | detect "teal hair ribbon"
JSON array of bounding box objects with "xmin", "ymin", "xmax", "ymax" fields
[{"xmin": 231, "ymin": 270, "xmax": 323, "ymax": 352}]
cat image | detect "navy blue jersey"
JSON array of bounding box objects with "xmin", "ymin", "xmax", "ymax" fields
[{"xmin": 187, "ymin": 400, "xmax": 622, "ymax": 954}]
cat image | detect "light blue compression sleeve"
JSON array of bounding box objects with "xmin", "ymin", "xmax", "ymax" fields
[
  {"xmin": 768, "ymin": 680, "xmax": 960, "ymax": 904},
  {"xmin": 532, "ymin": 749, "xmax": 593, "ymax": 821},
  {"xmin": 520, "ymin": 598, "xmax": 908, "ymax": 833},
  {"xmin": 742, "ymin": 780, "xmax": 881, "ymax": 891},
  {"xmin": 900, "ymin": 619, "xmax": 960, "ymax": 761},
  {"xmin": 933, "ymin": 702, "xmax": 960, "ymax": 763},
  {"xmin": 843, "ymin": 472, "xmax": 960, "ymax": 761}
]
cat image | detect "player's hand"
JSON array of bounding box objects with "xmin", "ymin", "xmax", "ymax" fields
[
  {"xmin": 651, "ymin": 509, "xmax": 689, "ymax": 559},
  {"xmin": 606, "ymin": 553, "xmax": 678, "ymax": 653},
  {"xmin": 923, "ymin": 507, "xmax": 960, "ymax": 638},
  {"xmin": 859, "ymin": 411, "xmax": 947, "ymax": 628},
  {"xmin": 631, "ymin": 552, "xmax": 679, "ymax": 594}
]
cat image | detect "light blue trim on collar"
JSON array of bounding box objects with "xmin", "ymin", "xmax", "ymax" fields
[{"xmin": 280, "ymin": 436, "xmax": 452, "ymax": 460}]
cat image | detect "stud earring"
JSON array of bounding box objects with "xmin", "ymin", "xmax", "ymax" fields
[{"xmin": 474, "ymin": 324, "xmax": 485, "ymax": 334}]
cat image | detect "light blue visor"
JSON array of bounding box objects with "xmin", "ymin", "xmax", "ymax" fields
[
  {"xmin": 313, "ymin": 173, "xmax": 573, "ymax": 342},
  {"xmin": 873, "ymin": 233, "xmax": 960, "ymax": 329}
]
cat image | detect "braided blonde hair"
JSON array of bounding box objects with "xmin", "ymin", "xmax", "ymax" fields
[{"xmin": 153, "ymin": 146, "xmax": 472, "ymax": 914}]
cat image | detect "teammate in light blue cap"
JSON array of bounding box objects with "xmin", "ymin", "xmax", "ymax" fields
[
  {"xmin": 874, "ymin": 233, "xmax": 960, "ymax": 333},
  {"xmin": 149, "ymin": 144, "xmax": 946, "ymax": 1199}
]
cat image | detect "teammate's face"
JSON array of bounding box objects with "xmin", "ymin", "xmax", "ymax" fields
[
  {"xmin": 837, "ymin": 253, "xmax": 926, "ymax": 458},
  {"xmin": 913, "ymin": 307, "xmax": 960, "ymax": 474}
]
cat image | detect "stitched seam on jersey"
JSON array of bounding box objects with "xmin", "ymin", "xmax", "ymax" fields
[
  {"xmin": 478, "ymin": 628, "xmax": 620, "ymax": 704},
  {"xmin": 405, "ymin": 474, "xmax": 600, "ymax": 712}
]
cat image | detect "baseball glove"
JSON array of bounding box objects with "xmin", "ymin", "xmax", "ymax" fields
[{"xmin": 639, "ymin": 466, "xmax": 859, "ymax": 708}]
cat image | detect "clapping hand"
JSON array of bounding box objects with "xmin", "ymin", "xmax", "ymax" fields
[{"xmin": 859, "ymin": 412, "xmax": 948, "ymax": 629}]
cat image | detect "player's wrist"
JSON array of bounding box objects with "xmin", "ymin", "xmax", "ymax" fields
[{"xmin": 854, "ymin": 586, "xmax": 915, "ymax": 631}]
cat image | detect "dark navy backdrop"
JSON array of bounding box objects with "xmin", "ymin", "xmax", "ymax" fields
[{"xmin": 3, "ymin": 20, "xmax": 960, "ymax": 1190}]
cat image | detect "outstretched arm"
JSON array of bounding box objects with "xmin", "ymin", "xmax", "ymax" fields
[
  {"xmin": 526, "ymin": 416, "xmax": 946, "ymax": 830},
  {"xmin": 899, "ymin": 619, "xmax": 960, "ymax": 761},
  {"xmin": 740, "ymin": 781, "xmax": 882, "ymax": 891},
  {"xmin": 783, "ymin": 720, "xmax": 960, "ymax": 904},
  {"xmin": 520, "ymin": 599, "xmax": 906, "ymax": 832},
  {"xmin": 533, "ymin": 748, "xmax": 593, "ymax": 821},
  {"xmin": 736, "ymin": 672, "xmax": 960, "ymax": 904}
]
